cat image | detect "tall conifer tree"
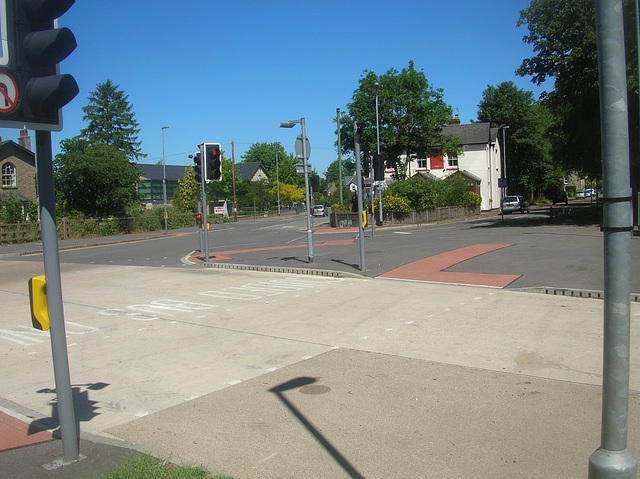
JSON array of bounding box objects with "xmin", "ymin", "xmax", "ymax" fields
[{"xmin": 80, "ymin": 79, "xmax": 145, "ymax": 161}]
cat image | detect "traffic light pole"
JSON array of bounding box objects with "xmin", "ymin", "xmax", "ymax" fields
[
  {"xmin": 196, "ymin": 184, "xmax": 204, "ymax": 254},
  {"xmin": 201, "ymin": 174, "xmax": 209, "ymax": 264},
  {"xmin": 589, "ymin": 1, "xmax": 637, "ymax": 476},
  {"xmin": 35, "ymin": 130, "xmax": 79, "ymax": 461},
  {"xmin": 354, "ymin": 122, "xmax": 366, "ymax": 271}
]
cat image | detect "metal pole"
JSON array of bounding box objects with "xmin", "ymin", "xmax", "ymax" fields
[
  {"xmin": 196, "ymin": 174, "xmax": 203, "ymax": 253},
  {"xmin": 589, "ymin": 1, "xmax": 637, "ymax": 476},
  {"xmin": 636, "ymin": 0, "xmax": 640, "ymax": 230},
  {"xmin": 370, "ymin": 155, "xmax": 374, "ymax": 238},
  {"xmin": 35, "ymin": 131, "xmax": 79, "ymax": 461},
  {"xmin": 200, "ymin": 145, "xmax": 209, "ymax": 264},
  {"xmin": 161, "ymin": 126, "xmax": 169, "ymax": 234},
  {"xmin": 502, "ymin": 126, "xmax": 509, "ymax": 198},
  {"xmin": 301, "ymin": 118, "xmax": 314, "ymax": 263},
  {"xmin": 354, "ymin": 122, "xmax": 365, "ymax": 271},
  {"xmin": 375, "ymin": 83, "xmax": 383, "ymax": 226},
  {"xmin": 337, "ymin": 108, "xmax": 343, "ymax": 206},
  {"xmin": 276, "ymin": 152, "xmax": 281, "ymax": 216},
  {"xmin": 232, "ymin": 141, "xmax": 238, "ymax": 222}
]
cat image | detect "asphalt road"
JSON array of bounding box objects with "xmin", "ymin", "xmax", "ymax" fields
[{"xmin": 4, "ymin": 208, "xmax": 635, "ymax": 293}]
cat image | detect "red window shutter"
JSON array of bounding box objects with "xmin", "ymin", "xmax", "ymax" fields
[{"xmin": 430, "ymin": 155, "xmax": 444, "ymax": 169}]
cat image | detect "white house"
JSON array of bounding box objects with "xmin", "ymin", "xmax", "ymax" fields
[{"xmin": 384, "ymin": 118, "xmax": 502, "ymax": 211}]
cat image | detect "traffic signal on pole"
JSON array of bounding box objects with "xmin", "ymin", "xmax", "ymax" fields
[
  {"xmin": 311, "ymin": 174, "xmax": 319, "ymax": 192},
  {"xmin": 203, "ymin": 143, "xmax": 222, "ymax": 182},
  {"xmin": 193, "ymin": 151, "xmax": 202, "ymax": 183},
  {"xmin": 373, "ymin": 153, "xmax": 385, "ymax": 181},
  {"xmin": 0, "ymin": 0, "xmax": 79, "ymax": 131}
]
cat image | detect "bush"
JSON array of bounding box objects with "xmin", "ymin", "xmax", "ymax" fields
[
  {"xmin": 374, "ymin": 194, "xmax": 411, "ymax": 213},
  {"xmin": 386, "ymin": 174, "xmax": 480, "ymax": 211}
]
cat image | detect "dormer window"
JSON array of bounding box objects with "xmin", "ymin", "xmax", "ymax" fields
[{"xmin": 2, "ymin": 163, "xmax": 16, "ymax": 187}]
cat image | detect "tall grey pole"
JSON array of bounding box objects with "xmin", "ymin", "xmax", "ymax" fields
[
  {"xmin": 35, "ymin": 131, "xmax": 79, "ymax": 461},
  {"xmin": 196, "ymin": 171, "xmax": 204, "ymax": 253},
  {"xmin": 502, "ymin": 126, "xmax": 509, "ymax": 198},
  {"xmin": 301, "ymin": 118, "xmax": 314, "ymax": 263},
  {"xmin": 337, "ymin": 108, "xmax": 343, "ymax": 205},
  {"xmin": 276, "ymin": 152, "xmax": 281, "ymax": 216},
  {"xmin": 375, "ymin": 82, "xmax": 383, "ymax": 225},
  {"xmin": 161, "ymin": 126, "xmax": 169, "ymax": 234},
  {"xmin": 354, "ymin": 122, "xmax": 366, "ymax": 271},
  {"xmin": 200, "ymin": 145, "xmax": 209, "ymax": 264},
  {"xmin": 370, "ymin": 154, "xmax": 374, "ymax": 238},
  {"xmin": 589, "ymin": 1, "xmax": 638, "ymax": 477}
]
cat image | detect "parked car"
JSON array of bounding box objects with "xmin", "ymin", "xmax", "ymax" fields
[
  {"xmin": 312, "ymin": 204, "xmax": 327, "ymax": 217},
  {"xmin": 552, "ymin": 191, "xmax": 568, "ymax": 205},
  {"xmin": 501, "ymin": 195, "xmax": 530, "ymax": 214},
  {"xmin": 585, "ymin": 188, "xmax": 596, "ymax": 197},
  {"xmin": 576, "ymin": 190, "xmax": 586, "ymax": 198}
]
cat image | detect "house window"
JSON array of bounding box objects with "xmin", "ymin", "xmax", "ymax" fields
[
  {"xmin": 447, "ymin": 155, "xmax": 459, "ymax": 169},
  {"xmin": 417, "ymin": 159, "xmax": 428, "ymax": 170},
  {"xmin": 2, "ymin": 163, "xmax": 16, "ymax": 187}
]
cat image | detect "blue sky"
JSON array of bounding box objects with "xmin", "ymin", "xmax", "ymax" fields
[{"xmin": 0, "ymin": 0, "xmax": 547, "ymax": 177}]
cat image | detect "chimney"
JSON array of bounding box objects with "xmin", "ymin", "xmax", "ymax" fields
[
  {"xmin": 449, "ymin": 114, "xmax": 461, "ymax": 125},
  {"xmin": 19, "ymin": 129, "xmax": 31, "ymax": 151}
]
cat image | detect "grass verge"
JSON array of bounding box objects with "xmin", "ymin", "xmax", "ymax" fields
[{"xmin": 98, "ymin": 455, "xmax": 235, "ymax": 479}]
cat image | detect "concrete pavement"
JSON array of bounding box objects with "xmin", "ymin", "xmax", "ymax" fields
[{"xmin": 1, "ymin": 223, "xmax": 640, "ymax": 478}]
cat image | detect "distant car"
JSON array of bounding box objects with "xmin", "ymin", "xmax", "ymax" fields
[
  {"xmin": 576, "ymin": 191, "xmax": 586, "ymax": 198},
  {"xmin": 312, "ymin": 204, "xmax": 327, "ymax": 217},
  {"xmin": 585, "ymin": 188, "xmax": 596, "ymax": 197},
  {"xmin": 552, "ymin": 191, "xmax": 568, "ymax": 205},
  {"xmin": 501, "ymin": 195, "xmax": 530, "ymax": 214}
]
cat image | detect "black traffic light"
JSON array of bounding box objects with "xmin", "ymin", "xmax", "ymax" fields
[
  {"xmin": 373, "ymin": 153, "xmax": 385, "ymax": 181},
  {"xmin": 311, "ymin": 174, "xmax": 319, "ymax": 192},
  {"xmin": 193, "ymin": 151, "xmax": 202, "ymax": 183},
  {"xmin": 0, "ymin": 0, "xmax": 79, "ymax": 131},
  {"xmin": 203, "ymin": 143, "xmax": 222, "ymax": 182}
]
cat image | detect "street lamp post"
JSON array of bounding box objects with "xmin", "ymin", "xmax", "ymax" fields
[
  {"xmin": 280, "ymin": 118, "xmax": 313, "ymax": 263},
  {"xmin": 161, "ymin": 126, "xmax": 169, "ymax": 234},
  {"xmin": 337, "ymin": 108, "xmax": 343, "ymax": 205},
  {"xmin": 276, "ymin": 151, "xmax": 281, "ymax": 216},
  {"xmin": 374, "ymin": 81, "xmax": 383, "ymax": 226}
]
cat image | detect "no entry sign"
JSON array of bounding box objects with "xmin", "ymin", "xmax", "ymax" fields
[{"xmin": 0, "ymin": 70, "xmax": 18, "ymax": 113}]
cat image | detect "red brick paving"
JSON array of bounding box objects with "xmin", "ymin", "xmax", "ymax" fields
[
  {"xmin": 0, "ymin": 411, "xmax": 53, "ymax": 451},
  {"xmin": 378, "ymin": 244, "xmax": 521, "ymax": 288}
]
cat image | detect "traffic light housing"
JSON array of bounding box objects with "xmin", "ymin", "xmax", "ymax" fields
[
  {"xmin": 0, "ymin": 0, "xmax": 79, "ymax": 131},
  {"xmin": 203, "ymin": 143, "xmax": 222, "ymax": 182},
  {"xmin": 373, "ymin": 153, "xmax": 385, "ymax": 181},
  {"xmin": 193, "ymin": 151, "xmax": 202, "ymax": 183}
]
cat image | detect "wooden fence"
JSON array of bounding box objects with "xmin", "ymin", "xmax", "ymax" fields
[{"xmin": 0, "ymin": 214, "xmax": 194, "ymax": 244}]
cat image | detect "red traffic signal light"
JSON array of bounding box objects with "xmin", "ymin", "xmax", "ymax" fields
[{"xmin": 202, "ymin": 143, "xmax": 222, "ymax": 182}]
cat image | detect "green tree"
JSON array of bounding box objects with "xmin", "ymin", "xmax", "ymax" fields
[
  {"xmin": 477, "ymin": 81, "xmax": 556, "ymax": 198},
  {"xmin": 324, "ymin": 157, "xmax": 355, "ymax": 184},
  {"xmin": 173, "ymin": 166, "xmax": 198, "ymax": 213},
  {"xmin": 270, "ymin": 182, "xmax": 305, "ymax": 205},
  {"xmin": 242, "ymin": 141, "xmax": 301, "ymax": 186},
  {"xmin": 340, "ymin": 61, "xmax": 458, "ymax": 179},
  {"xmin": 54, "ymin": 138, "xmax": 142, "ymax": 217},
  {"xmin": 516, "ymin": 0, "xmax": 638, "ymax": 182},
  {"xmin": 80, "ymin": 79, "xmax": 146, "ymax": 161}
]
